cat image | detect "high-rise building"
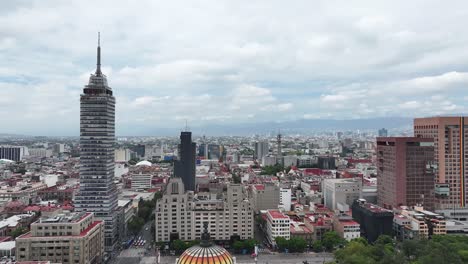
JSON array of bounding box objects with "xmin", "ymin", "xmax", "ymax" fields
[
  {"xmin": 74, "ymin": 35, "xmax": 118, "ymax": 252},
  {"xmin": 174, "ymin": 131, "xmax": 196, "ymax": 191},
  {"xmin": 254, "ymin": 141, "xmax": 269, "ymax": 161},
  {"xmin": 414, "ymin": 117, "xmax": 468, "ymax": 213},
  {"xmin": 378, "ymin": 128, "xmax": 388, "ymax": 137},
  {"xmin": 376, "ymin": 137, "xmax": 435, "ymax": 210},
  {"xmin": 155, "ymin": 178, "xmax": 254, "ymax": 242},
  {"xmin": 0, "ymin": 146, "xmax": 27, "ymax": 161},
  {"xmin": 15, "ymin": 212, "xmax": 104, "ymax": 263}
]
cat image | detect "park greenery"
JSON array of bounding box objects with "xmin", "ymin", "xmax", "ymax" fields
[
  {"xmin": 10, "ymin": 227, "xmax": 28, "ymax": 238},
  {"xmin": 333, "ymin": 235, "xmax": 468, "ymax": 264},
  {"xmin": 170, "ymin": 239, "xmax": 199, "ymax": 253}
]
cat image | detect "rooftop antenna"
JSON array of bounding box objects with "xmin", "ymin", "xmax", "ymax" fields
[{"xmin": 96, "ymin": 32, "xmax": 102, "ymax": 75}]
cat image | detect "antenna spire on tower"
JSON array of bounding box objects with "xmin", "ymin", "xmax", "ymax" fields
[{"xmin": 96, "ymin": 32, "xmax": 102, "ymax": 75}]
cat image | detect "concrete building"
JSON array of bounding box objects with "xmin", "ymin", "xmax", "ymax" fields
[
  {"xmin": 323, "ymin": 178, "xmax": 362, "ymax": 211},
  {"xmin": 297, "ymin": 156, "xmax": 316, "ymax": 167},
  {"xmin": 279, "ymin": 188, "xmax": 292, "ymax": 211},
  {"xmin": 376, "ymin": 137, "xmax": 436, "ymax": 210},
  {"xmin": 414, "ymin": 117, "xmax": 468, "ymax": 217},
  {"xmin": 74, "ymin": 38, "xmax": 118, "ymax": 252},
  {"xmin": 254, "ymin": 141, "xmax": 269, "ymax": 162},
  {"xmin": 54, "ymin": 144, "xmax": 65, "ymax": 154},
  {"xmin": 393, "ymin": 206, "xmax": 446, "ymax": 240},
  {"xmin": 351, "ymin": 199, "xmax": 394, "ymax": 242},
  {"xmin": 250, "ymin": 184, "xmax": 280, "ymax": 212},
  {"xmin": 265, "ymin": 210, "xmax": 290, "ymax": 247},
  {"xmin": 16, "ymin": 212, "xmax": 104, "ymax": 264},
  {"xmin": 130, "ymin": 173, "xmax": 152, "ymax": 191},
  {"xmin": 0, "ymin": 182, "xmax": 48, "ymax": 205},
  {"xmin": 28, "ymin": 148, "xmax": 52, "ymax": 158},
  {"xmin": 317, "ymin": 156, "xmax": 336, "ymax": 169},
  {"xmin": 282, "ymin": 155, "xmax": 298, "ymax": 167},
  {"xmin": 333, "ymin": 215, "xmax": 361, "ymax": 241},
  {"xmin": 261, "ymin": 156, "xmax": 277, "ymax": 167},
  {"xmin": 174, "ymin": 131, "xmax": 196, "ymax": 191},
  {"xmin": 0, "ymin": 146, "xmax": 27, "ymax": 161},
  {"xmin": 155, "ymin": 178, "xmax": 254, "ymax": 242},
  {"xmin": 115, "ymin": 148, "xmax": 131, "ymax": 162}
]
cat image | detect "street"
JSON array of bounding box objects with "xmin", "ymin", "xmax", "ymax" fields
[{"xmin": 139, "ymin": 252, "xmax": 334, "ymax": 264}]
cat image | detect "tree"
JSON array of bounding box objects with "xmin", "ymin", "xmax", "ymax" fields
[
  {"xmin": 289, "ymin": 237, "xmax": 307, "ymax": 252},
  {"xmin": 275, "ymin": 237, "xmax": 289, "ymax": 251},
  {"xmin": 233, "ymin": 241, "xmax": 244, "ymax": 252},
  {"xmin": 311, "ymin": 240, "xmax": 324, "ymax": 252},
  {"xmin": 322, "ymin": 231, "xmax": 345, "ymax": 251},
  {"xmin": 128, "ymin": 217, "xmax": 144, "ymax": 235},
  {"xmin": 171, "ymin": 239, "xmax": 187, "ymax": 253},
  {"xmin": 10, "ymin": 227, "xmax": 27, "ymax": 238}
]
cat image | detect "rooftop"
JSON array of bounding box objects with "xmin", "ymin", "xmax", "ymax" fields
[{"xmin": 268, "ymin": 210, "xmax": 289, "ymax": 220}]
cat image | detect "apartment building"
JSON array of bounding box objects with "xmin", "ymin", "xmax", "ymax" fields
[
  {"xmin": 155, "ymin": 177, "xmax": 254, "ymax": 242},
  {"xmin": 15, "ymin": 212, "xmax": 104, "ymax": 264},
  {"xmin": 250, "ymin": 183, "xmax": 280, "ymax": 212}
]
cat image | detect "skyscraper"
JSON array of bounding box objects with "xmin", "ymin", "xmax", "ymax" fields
[
  {"xmin": 414, "ymin": 117, "xmax": 468, "ymax": 213},
  {"xmin": 376, "ymin": 137, "xmax": 435, "ymax": 210},
  {"xmin": 254, "ymin": 141, "xmax": 269, "ymax": 161},
  {"xmin": 174, "ymin": 131, "xmax": 196, "ymax": 191},
  {"xmin": 74, "ymin": 34, "xmax": 118, "ymax": 252}
]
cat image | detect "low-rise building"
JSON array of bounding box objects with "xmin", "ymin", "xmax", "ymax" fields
[
  {"xmin": 15, "ymin": 212, "xmax": 104, "ymax": 264},
  {"xmin": 265, "ymin": 210, "xmax": 290, "ymax": 247},
  {"xmin": 323, "ymin": 178, "xmax": 362, "ymax": 211},
  {"xmin": 351, "ymin": 199, "xmax": 394, "ymax": 242},
  {"xmin": 250, "ymin": 184, "xmax": 280, "ymax": 212},
  {"xmin": 393, "ymin": 206, "xmax": 446, "ymax": 240},
  {"xmin": 130, "ymin": 173, "xmax": 152, "ymax": 191}
]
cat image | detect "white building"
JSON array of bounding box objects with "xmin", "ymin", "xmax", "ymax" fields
[
  {"xmin": 131, "ymin": 173, "xmax": 152, "ymax": 191},
  {"xmin": 265, "ymin": 210, "xmax": 290, "ymax": 246},
  {"xmin": 323, "ymin": 178, "xmax": 362, "ymax": 210},
  {"xmin": 115, "ymin": 148, "xmax": 131, "ymax": 162},
  {"xmin": 28, "ymin": 148, "xmax": 52, "ymax": 158},
  {"xmin": 279, "ymin": 188, "xmax": 292, "ymax": 211}
]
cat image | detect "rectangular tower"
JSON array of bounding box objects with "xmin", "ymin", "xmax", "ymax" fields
[
  {"xmin": 376, "ymin": 137, "xmax": 435, "ymax": 210},
  {"xmin": 414, "ymin": 117, "xmax": 467, "ymax": 210},
  {"xmin": 74, "ymin": 37, "xmax": 118, "ymax": 252},
  {"xmin": 174, "ymin": 131, "xmax": 196, "ymax": 191}
]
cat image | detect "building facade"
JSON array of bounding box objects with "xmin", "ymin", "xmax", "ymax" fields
[
  {"xmin": 174, "ymin": 132, "xmax": 196, "ymax": 191},
  {"xmin": 414, "ymin": 117, "xmax": 468, "ymax": 212},
  {"xmin": 323, "ymin": 178, "xmax": 362, "ymax": 211},
  {"xmin": 351, "ymin": 199, "xmax": 394, "ymax": 242},
  {"xmin": 16, "ymin": 212, "xmax": 104, "ymax": 264},
  {"xmin": 254, "ymin": 141, "xmax": 269, "ymax": 162},
  {"xmin": 74, "ymin": 38, "xmax": 118, "ymax": 252},
  {"xmin": 265, "ymin": 210, "xmax": 290, "ymax": 247},
  {"xmin": 0, "ymin": 146, "xmax": 27, "ymax": 161},
  {"xmin": 155, "ymin": 178, "xmax": 254, "ymax": 242},
  {"xmin": 376, "ymin": 137, "xmax": 436, "ymax": 210},
  {"xmin": 250, "ymin": 184, "xmax": 280, "ymax": 212},
  {"xmin": 130, "ymin": 173, "xmax": 152, "ymax": 191}
]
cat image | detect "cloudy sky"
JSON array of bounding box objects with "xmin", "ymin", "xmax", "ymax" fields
[{"xmin": 1, "ymin": 0, "xmax": 468, "ymax": 135}]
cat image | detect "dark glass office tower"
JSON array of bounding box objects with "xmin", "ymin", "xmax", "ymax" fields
[
  {"xmin": 74, "ymin": 35, "xmax": 118, "ymax": 252},
  {"xmin": 174, "ymin": 131, "xmax": 196, "ymax": 191}
]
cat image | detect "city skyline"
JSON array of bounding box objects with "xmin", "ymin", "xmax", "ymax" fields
[{"xmin": 1, "ymin": 1, "xmax": 468, "ymax": 136}]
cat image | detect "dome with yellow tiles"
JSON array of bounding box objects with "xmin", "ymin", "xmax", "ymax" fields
[{"xmin": 176, "ymin": 223, "xmax": 236, "ymax": 264}]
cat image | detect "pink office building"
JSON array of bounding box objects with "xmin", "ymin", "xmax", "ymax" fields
[
  {"xmin": 414, "ymin": 117, "xmax": 468, "ymax": 209},
  {"xmin": 377, "ymin": 137, "xmax": 435, "ymax": 210}
]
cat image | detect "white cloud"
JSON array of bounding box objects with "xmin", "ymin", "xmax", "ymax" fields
[{"xmin": 1, "ymin": 0, "xmax": 468, "ymax": 135}]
